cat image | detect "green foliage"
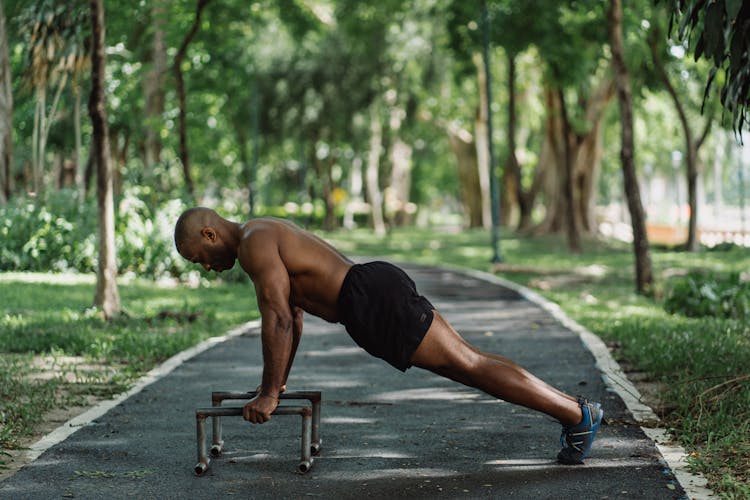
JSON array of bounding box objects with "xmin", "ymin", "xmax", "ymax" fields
[
  {"xmin": 115, "ymin": 187, "xmax": 190, "ymax": 279},
  {"xmin": 665, "ymin": 0, "xmax": 750, "ymax": 131},
  {"xmin": 664, "ymin": 271, "xmax": 750, "ymax": 319},
  {"xmin": 0, "ymin": 190, "xmax": 194, "ymax": 279},
  {"xmin": 0, "ymin": 191, "xmax": 97, "ymax": 272}
]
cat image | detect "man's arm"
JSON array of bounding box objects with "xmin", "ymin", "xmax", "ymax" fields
[
  {"xmin": 254, "ymin": 306, "xmax": 301, "ymax": 394},
  {"xmin": 281, "ymin": 306, "xmax": 303, "ymax": 391},
  {"xmin": 240, "ymin": 231, "xmax": 294, "ymax": 423}
]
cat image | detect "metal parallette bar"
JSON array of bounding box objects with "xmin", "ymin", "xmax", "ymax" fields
[
  {"xmin": 195, "ymin": 414, "xmax": 209, "ymax": 475},
  {"xmin": 194, "ymin": 405, "xmax": 313, "ymax": 476},
  {"xmin": 211, "ymin": 394, "xmax": 223, "ymax": 457},
  {"xmin": 210, "ymin": 391, "xmax": 322, "ymax": 455}
]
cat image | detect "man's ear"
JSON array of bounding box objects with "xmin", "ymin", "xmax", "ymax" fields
[{"xmin": 200, "ymin": 227, "xmax": 217, "ymax": 242}]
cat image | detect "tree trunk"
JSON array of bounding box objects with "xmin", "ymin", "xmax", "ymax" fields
[
  {"xmin": 387, "ymin": 137, "xmax": 413, "ymax": 226},
  {"xmin": 32, "ymin": 88, "xmax": 43, "ymax": 194},
  {"xmin": 535, "ymin": 80, "xmax": 613, "ymax": 236},
  {"xmin": 386, "ymin": 104, "xmax": 413, "ymax": 227},
  {"xmin": 234, "ymin": 123, "xmax": 251, "ymax": 210},
  {"xmin": 648, "ymin": 34, "xmax": 712, "ymax": 251},
  {"xmin": 609, "ymin": 0, "xmax": 653, "ymax": 295},
  {"xmin": 313, "ymin": 152, "xmax": 336, "ymax": 231},
  {"xmin": 173, "ymin": 0, "xmax": 211, "ymax": 201},
  {"xmin": 73, "ymin": 85, "xmax": 84, "ymax": 200},
  {"xmin": 557, "ymin": 87, "xmax": 582, "ymax": 253},
  {"xmin": 40, "ymin": 72, "xmax": 68, "ymax": 197},
  {"xmin": 109, "ymin": 127, "xmax": 129, "ymax": 196},
  {"xmin": 447, "ymin": 124, "xmax": 484, "ymax": 228},
  {"xmin": 89, "ymin": 0, "xmax": 121, "ymax": 318},
  {"xmin": 534, "ymin": 86, "xmax": 566, "ymax": 235},
  {"xmin": 143, "ymin": 0, "xmax": 167, "ymax": 169},
  {"xmin": 366, "ymin": 106, "xmax": 386, "ymax": 236},
  {"xmin": 0, "ymin": 0, "xmax": 12, "ymax": 204},
  {"xmin": 343, "ymin": 156, "xmax": 364, "ymax": 229},
  {"xmin": 503, "ymin": 52, "xmax": 536, "ymax": 231}
]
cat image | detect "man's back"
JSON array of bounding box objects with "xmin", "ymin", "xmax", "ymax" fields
[{"xmin": 238, "ymin": 218, "xmax": 353, "ymax": 322}]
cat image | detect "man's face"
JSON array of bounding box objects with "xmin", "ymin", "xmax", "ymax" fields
[{"xmin": 180, "ymin": 239, "xmax": 236, "ymax": 273}]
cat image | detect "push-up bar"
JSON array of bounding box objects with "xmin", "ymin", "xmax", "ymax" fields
[{"xmin": 194, "ymin": 391, "xmax": 322, "ymax": 475}]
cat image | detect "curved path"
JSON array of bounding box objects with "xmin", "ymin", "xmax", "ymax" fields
[{"xmin": 0, "ymin": 263, "xmax": 704, "ymax": 499}]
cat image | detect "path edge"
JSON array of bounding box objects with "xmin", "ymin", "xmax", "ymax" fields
[
  {"xmin": 24, "ymin": 320, "xmax": 261, "ymax": 464},
  {"xmin": 453, "ymin": 265, "xmax": 715, "ymax": 500}
]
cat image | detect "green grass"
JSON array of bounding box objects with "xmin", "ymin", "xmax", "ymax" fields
[
  {"xmin": 0, "ymin": 273, "xmax": 258, "ymax": 452},
  {"xmin": 324, "ymin": 227, "xmax": 750, "ymax": 498}
]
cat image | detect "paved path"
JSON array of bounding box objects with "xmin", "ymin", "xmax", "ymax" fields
[{"xmin": 0, "ymin": 263, "xmax": 687, "ymax": 499}]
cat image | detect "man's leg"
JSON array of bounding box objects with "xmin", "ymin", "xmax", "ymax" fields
[{"xmin": 409, "ymin": 311, "xmax": 582, "ymax": 426}]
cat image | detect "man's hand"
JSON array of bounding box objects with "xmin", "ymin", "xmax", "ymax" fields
[{"xmin": 243, "ymin": 394, "xmax": 279, "ymax": 424}]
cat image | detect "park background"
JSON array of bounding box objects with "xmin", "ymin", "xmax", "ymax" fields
[{"xmin": 0, "ymin": 1, "xmax": 748, "ymax": 497}]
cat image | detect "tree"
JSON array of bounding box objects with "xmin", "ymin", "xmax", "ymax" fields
[
  {"xmin": 663, "ymin": 0, "xmax": 750, "ymax": 132},
  {"xmin": 0, "ymin": 0, "xmax": 12, "ymax": 204},
  {"xmin": 173, "ymin": 0, "xmax": 212, "ymax": 201},
  {"xmin": 446, "ymin": 0, "xmax": 613, "ymax": 248},
  {"xmin": 610, "ymin": 0, "xmax": 654, "ymax": 295},
  {"xmin": 89, "ymin": 0, "xmax": 120, "ymax": 318},
  {"xmin": 648, "ymin": 26, "xmax": 714, "ymax": 251},
  {"xmin": 143, "ymin": 0, "xmax": 167, "ymax": 169}
]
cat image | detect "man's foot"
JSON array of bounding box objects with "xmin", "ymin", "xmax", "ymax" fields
[{"xmin": 557, "ymin": 397, "xmax": 603, "ymax": 465}]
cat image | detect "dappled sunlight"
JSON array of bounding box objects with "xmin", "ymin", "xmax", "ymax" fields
[
  {"xmin": 0, "ymin": 272, "xmax": 95, "ymax": 285},
  {"xmin": 317, "ymin": 467, "xmax": 457, "ymax": 482},
  {"xmin": 484, "ymin": 457, "xmax": 648, "ymax": 469},
  {"xmin": 371, "ymin": 387, "xmax": 479, "ymax": 402},
  {"xmin": 301, "ymin": 379, "xmax": 367, "ymax": 389},
  {"xmin": 304, "ymin": 346, "xmax": 363, "ymax": 358},
  {"xmin": 322, "ymin": 416, "xmax": 378, "ymax": 425},
  {"xmin": 328, "ymin": 449, "xmax": 415, "ymax": 460},
  {"xmin": 221, "ymin": 451, "xmax": 277, "ymax": 462}
]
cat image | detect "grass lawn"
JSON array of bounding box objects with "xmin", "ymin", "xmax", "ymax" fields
[
  {"xmin": 1, "ymin": 228, "xmax": 748, "ymax": 497},
  {"xmin": 0, "ymin": 272, "xmax": 258, "ymax": 456}
]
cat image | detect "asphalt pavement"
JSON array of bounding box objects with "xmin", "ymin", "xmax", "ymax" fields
[{"xmin": 0, "ymin": 263, "xmax": 688, "ymax": 499}]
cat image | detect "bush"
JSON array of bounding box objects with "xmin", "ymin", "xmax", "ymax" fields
[
  {"xmin": 664, "ymin": 271, "xmax": 750, "ymax": 320},
  {"xmin": 0, "ymin": 190, "xmax": 98, "ymax": 273},
  {"xmin": 115, "ymin": 187, "xmax": 191, "ymax": 279},
  {"xmin": 0, "ymin": 190, "xmax": 195, "ymax": 279}
]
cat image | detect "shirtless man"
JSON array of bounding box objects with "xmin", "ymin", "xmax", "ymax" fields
[{"xmin": 174, "ymin": 207, "xmax": 603, "ymax": 464}]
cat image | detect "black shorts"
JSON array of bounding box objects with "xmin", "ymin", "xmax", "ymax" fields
[{"xmin": 337, "ymin": 261, "xmax": 435, "ymax": 371}]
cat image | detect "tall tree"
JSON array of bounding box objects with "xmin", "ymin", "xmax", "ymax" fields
[
  {"xmin": 143, "ymin": 0, "xmax": 167, "ymax": 169},
  {"xmin": 610, "ymin": 0, "xmax": 654, "ymax": 294},
  {"xmin": 649, "ymin": 28, "xmax": 713, "ymax": 251},
  {"xmin": 0, "ymin": 0, "xmax": 12, "ymax": 204},
  {"xmin": 89, "ymin": 0, "xmax": 120, "ymax": 318},
  {"xmin": 173, "ymin": 0, "xmax": 212, "ymax": 201}
]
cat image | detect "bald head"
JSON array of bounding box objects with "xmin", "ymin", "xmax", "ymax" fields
[
  {"xmin": 174, "ymin": 207, "xmax": 219, "ymax": 254},
  {"xmin": 174, "ymin": 207, "xmax": 240, "ymax": 272}
]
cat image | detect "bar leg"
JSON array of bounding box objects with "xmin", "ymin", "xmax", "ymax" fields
[
  {"xmin": 211, "ymin": 401, "xmax": 224, "ymax": 457},
  {"xmin": 195, "ymin": 414, "xmax": 210, "ymax": 475},
  {"xmin": 298, "ymin": 412, "xmax": 313, "ymax": 473},
  {"xmin": 311, "ymin": 398, "xmax": 322, "ymax": 456}
]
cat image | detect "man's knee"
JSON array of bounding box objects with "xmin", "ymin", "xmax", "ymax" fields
[{"xmin": 415, "ymin": 342, "xmax": 480, "ymax": 376}]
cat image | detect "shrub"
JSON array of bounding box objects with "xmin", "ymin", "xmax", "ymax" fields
[
  {"xmin": 0, "ymin": 190, "xmax": 194, "ymax": 279},
  {"xmin": 0, "ymin": 190, "xmax": 97, "ymax": 273},
  {"xmin": 664, "ymin": 271, "xmax": 750, "ymax": 320}
]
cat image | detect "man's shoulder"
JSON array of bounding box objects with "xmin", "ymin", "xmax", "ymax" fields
[{"xmin": 242, "ymin": 217, "xmax": 300, "ymax": 236}]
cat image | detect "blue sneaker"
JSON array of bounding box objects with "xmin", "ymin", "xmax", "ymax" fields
[{"xmin": 557, "ymin": 397, "xmax": 603, "ymax": 465}]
